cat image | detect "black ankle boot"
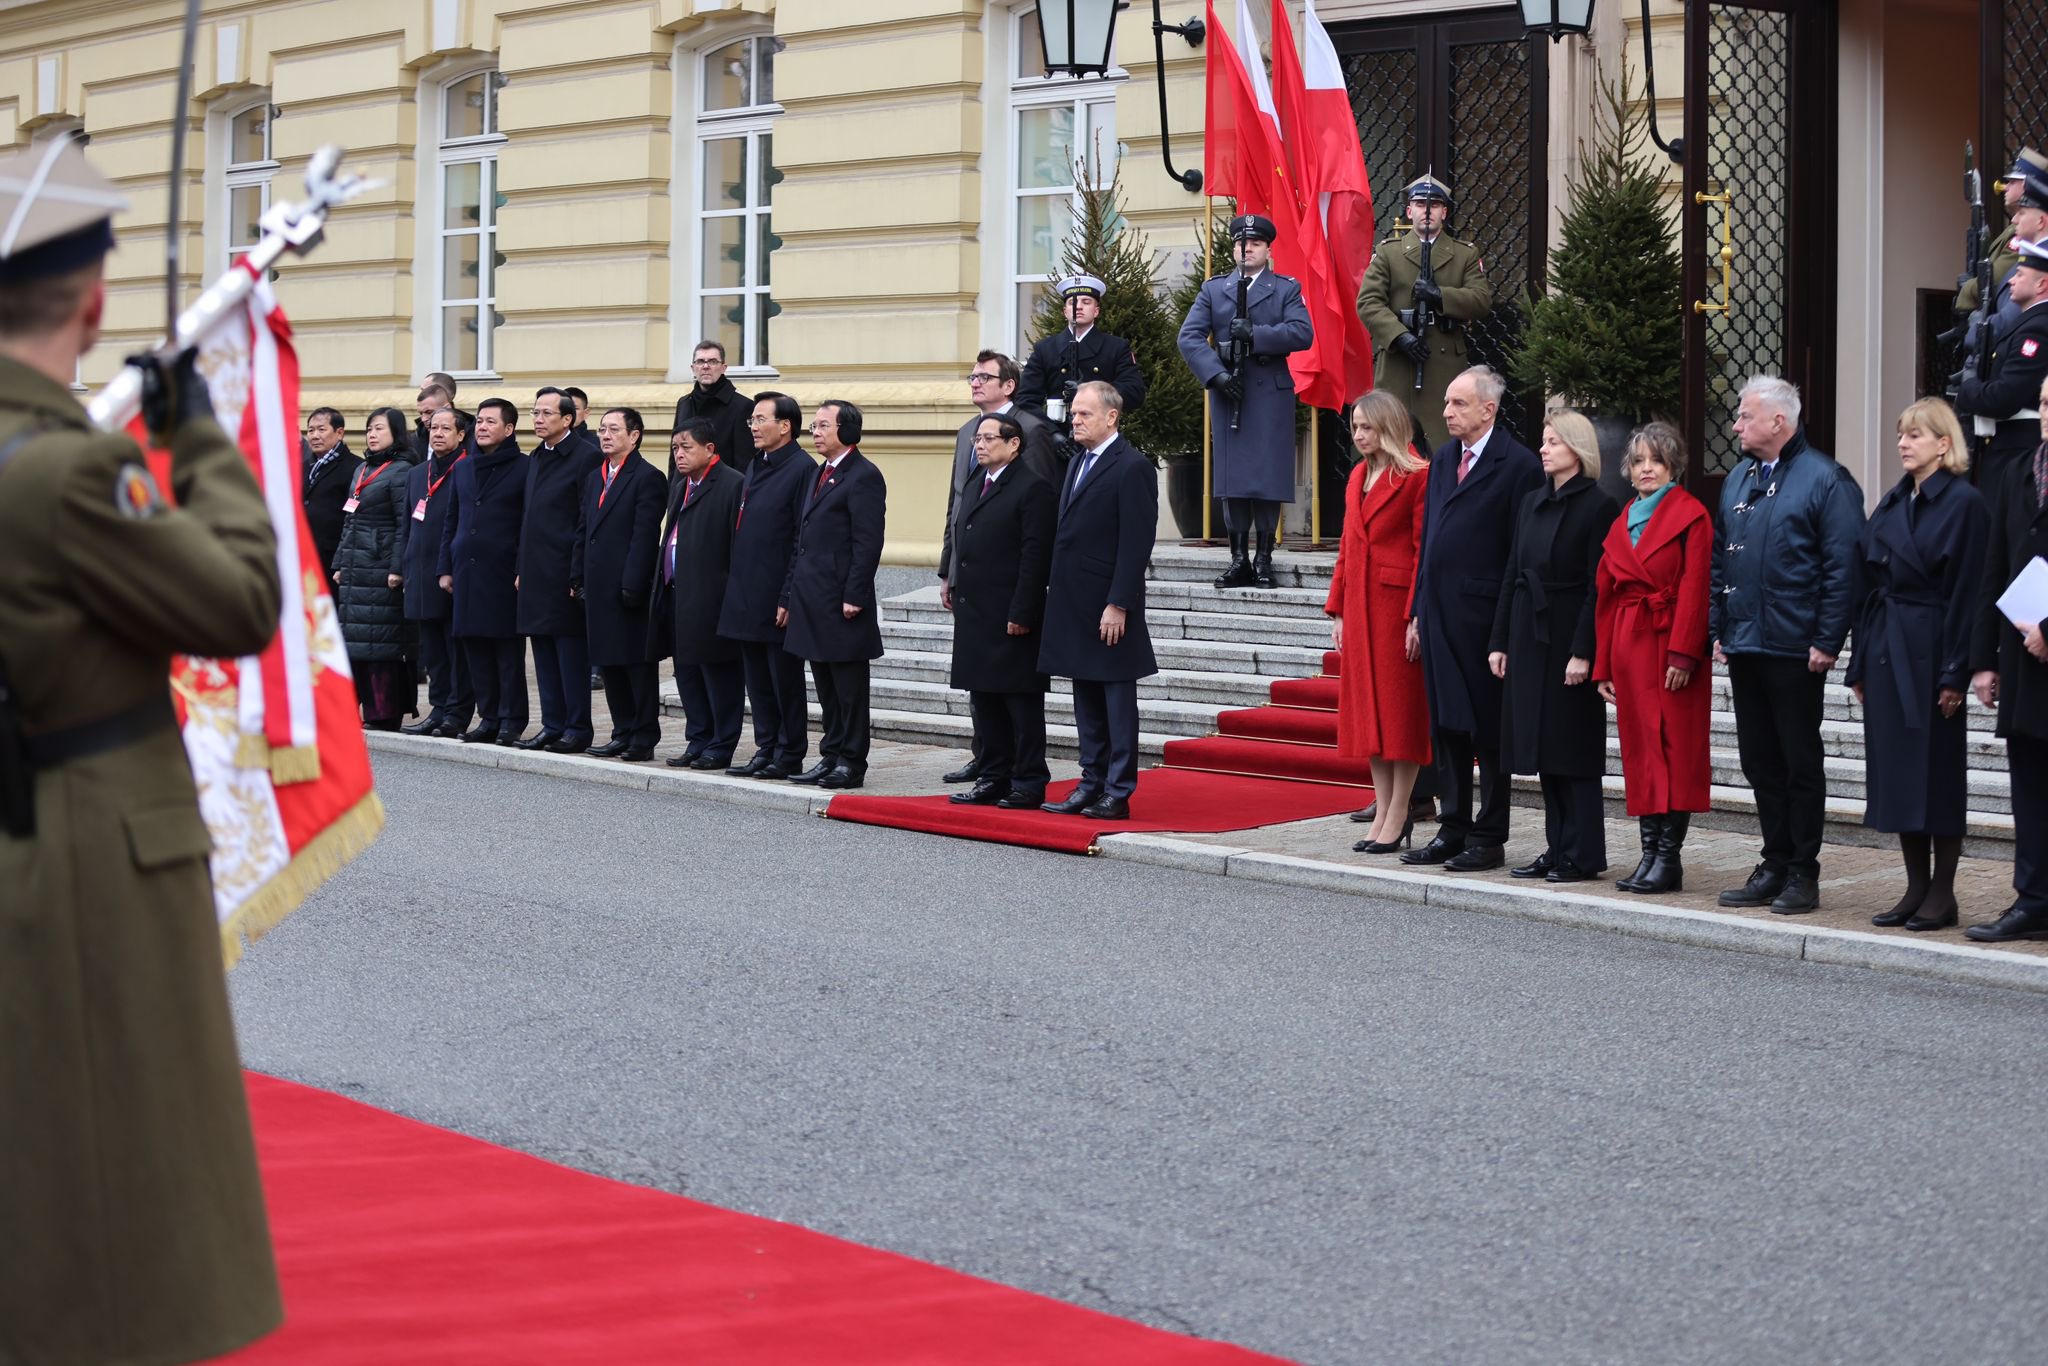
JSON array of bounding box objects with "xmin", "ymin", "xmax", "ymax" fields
[
  {"xmin": 1252, "ymin": 544, "xmax": 1275, "ymax": 588},
  {"xmin": 1873, "ymin": 832, "xmax": 1932, "ymax": 927},
  {"xmin": 1214, "ymin": 530, "xmax": 1254, "ymax": 588},
  {"xmin": 1616, "ymin": 816, "xmax": 1659, "ymax": 891},
  {"xmin": 1632, "ymin": 813, "xmax": 1687, "ymax": 894}
]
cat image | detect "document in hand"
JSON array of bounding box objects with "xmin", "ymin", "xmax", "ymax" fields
[{"xmin": 1997, "ymin": 555, "xmax": 2048, "ymax": 628}]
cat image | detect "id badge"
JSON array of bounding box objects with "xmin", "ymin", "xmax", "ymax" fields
[
  {"xmin": 342, "ymin": 497, "xmax": 360, "ymax": 513},
  {"xmin": 412, "ymin": 499, "xmax": 428, "ymax": 521}
]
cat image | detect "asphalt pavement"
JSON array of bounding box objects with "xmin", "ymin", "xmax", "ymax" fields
[{"xmin": 231, "ymin": 751, "xmax": 2048, "ymax": 1365}]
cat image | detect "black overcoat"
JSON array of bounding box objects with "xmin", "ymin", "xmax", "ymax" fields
[
  {"xmin": 572, "ymin": 454, "xmax": 666, "ymax": 667},
  {"xmin": 1958, "ymin": 299, "xmax": 2048, "ymax": 484},
  {"xmin": 1970, "ymin": 455, "xmax": 2048, "ymax": 742},
  {"xmin": 302, "ymin": 441, "xmax": 359, "ymax": 579},
  {"xmin": 436, "ymin": 440, "xmax": 527, "ymax": 639},
  {"xmin": 947, "ymin": 461, "xmax": 1056, "ymax": 694},
  {"xmin": 671, "ymin": 376, "xmax": 756, "ymax": 474},
  {"xmin": 717, "ymin": 440, "xmax": 818, "ymax": 644},
  {"xmin": 1016, "ymin": 326, "xmax": 1147, "ymax": 417},
  {"xmin": 332, "ymin": 451, "xmax": 417, "ymax": 664},
  {"xmin": 1037, "ymin": 435, "xmax": 1159, "ymax": 682},
  {"xmin": 782, "ymin": 449, "xmax": 887, "ymax": 663},
  {"xmin": 1413, "ymin": 430, "xmax": 1545, "ymax": 743},
  {"xmin": 400, "ymin": 448, "xmax": 463, "ymax": 620},
  {"xmin": 517, "ymin": 432, "xmax": 602, "ymax": 637},
  {"xmin": 646, "ymin": 459, "xmax": 744, "ymax": 665},
  {"xmin": 1489, "ymin": 474, "xmax": 1619, "ymax": 777},
  {"xmin": 1847, "ymin": 470, "xmax": 1990, "ymax": 834}
]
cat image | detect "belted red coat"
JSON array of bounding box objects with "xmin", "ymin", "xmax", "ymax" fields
[
  {"xmin": 1323, "ymin": 458, "xmax": 1431, "ymax": 764},
  {"xmin": 1592, "ymin": 484, "xmax": 1714, "ymax": 815}
]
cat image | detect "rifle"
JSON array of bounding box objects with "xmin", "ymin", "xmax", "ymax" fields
[
  {"xmin": 1409, "ymin": 234, "xmax": 1436, "ymax": 392},
  {"xmin": 1226, "ymin": 270, "xmax": 1252, "ymax": 433},
  {"xmin": 1942, "ymin": 140, "xmax": 1993, "ymax": 401}
]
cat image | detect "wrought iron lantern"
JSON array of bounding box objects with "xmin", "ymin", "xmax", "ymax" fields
[
  {"xmin": 1033, "ymin": 1, "xmax": 1205, "ymax": 192},
  {"xmin": 1519, "ymin": 0, "xmax": 1594, "ymax": 42}
]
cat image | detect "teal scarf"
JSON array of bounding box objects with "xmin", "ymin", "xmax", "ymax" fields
[{"xmin": 1627, "ymin": 481, "xmax": 1674, "ymax": 545}]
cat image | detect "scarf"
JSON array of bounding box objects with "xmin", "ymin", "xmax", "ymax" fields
[{"xmin": 1627, "ymin": 481, "xmax": 1674, "ymax": 545}]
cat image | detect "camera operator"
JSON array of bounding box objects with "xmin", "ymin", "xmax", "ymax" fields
[{"xmin": 1016, "ymin": 273, "xmax": 1145, "ymax": 439}]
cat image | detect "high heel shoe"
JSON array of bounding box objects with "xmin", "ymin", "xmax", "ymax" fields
[{"xmin": 1353, "ymin": 816, "xmax": 1415, "ymax": 855}]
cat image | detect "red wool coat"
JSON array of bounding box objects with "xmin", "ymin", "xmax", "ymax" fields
[
  {"xmin": 1324, "ymin": 459, "xmax": 1431, "ymax": 764},
  {"xmin": 1593, "ymin": 485, "xmax": 1713, "ymax": 815}
]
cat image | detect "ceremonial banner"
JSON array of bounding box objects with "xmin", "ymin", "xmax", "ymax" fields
[{"xmin": 135, "ymin": 261, "xmax": 383, "ymax": 965}]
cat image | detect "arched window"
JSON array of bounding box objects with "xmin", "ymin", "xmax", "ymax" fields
[
  {"xmin": 691, "ymin": 33, "xmax": 782, "ymax": 371},
  {"xmin": 432, "ymin": 66, "xmax": 506, "ymax": 375},
  {"xmin": 214, "ymin": 98, "xmax": 278, "ymax": 275}
]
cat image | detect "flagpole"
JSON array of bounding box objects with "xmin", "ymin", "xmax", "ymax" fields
[
  {"xmin": 1201, "ymin": 193, "xmax": 1214, "ymax": 544},
  {"xmin": 1309, "ymin": 407, "xmax": 1321, "ymax": 549}
]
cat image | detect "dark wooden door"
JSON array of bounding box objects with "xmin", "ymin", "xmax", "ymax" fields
[{"xmin": 1680, "ymin": 0, "xmax": 1838, "ymax": 503}]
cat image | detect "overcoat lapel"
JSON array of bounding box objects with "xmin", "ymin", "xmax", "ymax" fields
[
  {"xmin": 1357, "ymin": 465, "xmax": 1400, "ymax": 531},
  {"xmin": 1443, "ymin": 444, "xmax": 1503, "ymax": 508}
]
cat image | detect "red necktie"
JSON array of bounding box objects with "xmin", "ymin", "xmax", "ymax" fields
[
  {"xmin": 982, "ymin": 473, "xmax": 995, "ymax": 495},
  {"xmin": 1457, "ymin": 448, "xmax": 1476, "ymax": 483},
  {"xmin": 814, "ymin": 463, "xmax": 832, "ymax": 496}
]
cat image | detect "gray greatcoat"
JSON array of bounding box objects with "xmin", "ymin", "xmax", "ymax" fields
[{"xmin": 1177, "ymin": 269, "xmax": 1314, "ymax": 502}]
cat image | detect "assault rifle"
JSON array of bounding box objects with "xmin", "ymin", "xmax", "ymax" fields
[
  {"xmin": 1942, "ymin": 140, "xmax": 1994, "ymax": 400},
  {"xmin": 1225, "ymin": 270, "xmax": 1252, "ymax": 433},
  {"xmin": 1408, "ymin": 234, "xmax": 1437, "ymax": 392}
]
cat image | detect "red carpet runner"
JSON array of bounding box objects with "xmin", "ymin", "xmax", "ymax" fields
[
  {"xmin": 223, "ymin": 1073, "xmax": 1290, "ymax": 1365},
  {"xmin": 828, "ymin": 652, "xmax": 1371, "ymax": 853}
]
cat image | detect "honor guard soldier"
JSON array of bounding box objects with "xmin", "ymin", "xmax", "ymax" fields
[
  {"xmin": 1957, "ymin": 146, "xmax": 2048, "ymax": 317},
  {"xmin": 1017, "ymin": 273, "xmax": 1146, "ymax": 437},
  {"xmin": 1959, "ymin": 237, "xmax": 2048, "ymax": 491},
  {"xmin": 0, "ymin": 139, "xmax": 284, "ymax": 1362},
  {"xmin": 1357, "ymin": 173, "xmax": 1494, "ymax": 452},
  {"xmin": 1177, "ymin": 212, "xmax": 1314, "ymax": 588}
]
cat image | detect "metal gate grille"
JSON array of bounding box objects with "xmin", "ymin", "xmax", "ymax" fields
[
  {"xmin": 1342, "ymin": 48, "xmax": 1420, "ymax": 232},
  {"xmin": 1701, "ymin": 6, "xmax": 1791, "ymax": 476},
  {"xmin": 1447, "ymin": 37, "xmax": 1534, "ymax": 445},
  {"xmin": 2004, "ymin": 0, "xmax": 2048, "ymax": 166}
]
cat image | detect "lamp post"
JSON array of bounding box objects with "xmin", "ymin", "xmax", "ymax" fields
[
  {"xmin": 1034, "ymin": 0, "xmax": 1205, "ymax": 193},
  {"xmin": 1518, "ymin": 0, "xmax": 1681, "ymax": 163}
]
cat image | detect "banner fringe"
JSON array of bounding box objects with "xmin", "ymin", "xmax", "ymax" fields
[
  {"xmin": 234, "ymin": 733, "xmax": 270, "ymax": 768},
  {"xmin": 269, "ymin": 744, "xmax": 323, "ymax": 785},
  {"xmin": 220, "ymin": 789, "xmax": 386, "ymax": 970}
]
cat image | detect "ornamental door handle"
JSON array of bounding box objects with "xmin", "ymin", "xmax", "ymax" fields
[{"xmin": 1695, "ymin": 190, "xmax": 1733, "ymax": 315}]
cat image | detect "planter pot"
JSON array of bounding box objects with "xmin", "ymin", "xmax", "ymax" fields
[
  {"xmin": 1587, "ymin": 412, "xmax": 1637, "ymax": 507},
  {"xmin": 1165, "ymin": 458, "xmax": 1224, "ymax": 540}
]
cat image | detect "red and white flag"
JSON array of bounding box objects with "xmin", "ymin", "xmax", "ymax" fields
[
  {"xmin": 1202, "ymin": 0, "xmax": 1280, "ymax": 211},
  {"xmin": 1265, "ymin": 0, "xmax": 1350, "ymax": 410},
  {"xmin": 1295, "ymin": 0, "xmax": 1378, "ymax": 400},
  {"xmin": 133, "ymin": 260, "xmax": 383, "ymax": 966}
]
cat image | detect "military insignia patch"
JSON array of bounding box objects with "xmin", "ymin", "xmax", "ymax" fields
[
  {"xmin": 2024, "ymin": 338, "xmax": 2041, "ymax": 359},
  {"xmin": 114, "ymin": 461, "xmax": 165, "ymax": 519}
]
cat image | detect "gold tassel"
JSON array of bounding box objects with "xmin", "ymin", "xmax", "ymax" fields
[
  {"xmin": 234, "ymin": 733, "xmax": 271, "ymax": 768},
  {"xmin": 268, "ymin": 744, "xmax": 323, "ymax": 785},
  {"xmin": 219, "ymin": 790, "xmax": 386, "ymax": 970}
]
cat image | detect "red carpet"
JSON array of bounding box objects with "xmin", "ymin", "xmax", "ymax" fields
[
  {"xmin": 824, "ymin": 768, "xmax": 1364, "ymax": 854},
  {"xmin": 223, "ymin": 1073, "xmax": 1290, "ymax": 1365}
]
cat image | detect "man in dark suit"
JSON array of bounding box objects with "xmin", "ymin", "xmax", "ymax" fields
[
  {"xmin": 1017, "ymin": 274, "xmax": 1147, "ymax": 437},
  {"xmin": 1402, "ymin": 365, "xmax": 1543, "ymax": 872},
  {"xmin": 717, "ymin": 392, "xmax": 818, "ymax": 778},
  {"xmin": 515, "ymin": 386, "xmax": 602, "ymax": 753},
  {"xmin": 436, "ymin": 401, "xmax": 528, "ymax": 745},
  {"xmin": 572, "ymin": 407, "xmax": 667, "ymax": 761},
  {"xmin": 670, "ymin": 339, "xmax": 754, "ymax": 477},
  {"xmin": 301, "ymin": 405, "xmax": 357, "ymax": 581},
  {"xmin": 1959, "ymin": 232, "xmax": 2048, "ymax": 493},
  {"xmin": 938, "ymin": 348, "xmax": 1058, "ymax": 786},
  {"xmin": 398, "ymin": 405, "xmax": 475, "ymax": 737},
  {"xmin": 649, "ymin": 419, "xmax": 747, "ymax": 769},
  {"xmin": 947, "ymin": 410, "xmax": 1057, "ymax": 808},
  {"xmin": 778, "ymin": 400, "xmax": 886, "ymax": 789},
  {"xmin": 1037, "ymin": 380, "xmax": 1158, "ymax": 820}
]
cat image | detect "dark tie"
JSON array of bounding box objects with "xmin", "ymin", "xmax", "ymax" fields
[
  {"xmin": 2035, "ymin": 440, "xmax": 2048, "ymax": 507},
  {"xmin": 981, "ymin": 472, "xmax": 995, "ymax": 496},
  {"xmin": 814, "ymin": 462, "xmax": 832, "ymax": 497}
]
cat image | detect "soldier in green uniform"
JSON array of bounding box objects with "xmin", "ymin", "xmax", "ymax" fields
[
  {"xmin": 1357, "ymin": 173, "xmax": 1494, "ymax": 452},
  {"xmin": 0, "ymin": 140, "xmax": 284, "ymax": 1364},
  {"xmin": 1957, "ymin": 146, "xmax": 2048, "ymax": 316}
]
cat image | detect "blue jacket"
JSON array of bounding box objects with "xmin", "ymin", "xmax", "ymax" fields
[{"xmin": 1709, "ymin": 430, "xmax": 1865, "ymax": 658}]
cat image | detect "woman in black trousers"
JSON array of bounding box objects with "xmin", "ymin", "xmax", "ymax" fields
[
  {"xmin": 1848, "ymin": 398, "xmax": 1989, "ymax": 930},
  {"xmin": 332, "ymin": 406, "xmax": 418, "ymax": 729},
  {"xmin": 1489, "ymin": 409, "xmax": 1621, "ymax": 882}
]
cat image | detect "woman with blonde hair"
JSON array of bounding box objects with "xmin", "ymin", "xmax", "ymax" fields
[
  {"xmin": 1594, "ymin": 421, "xmax": 1713, "ymax": 893},
  {"xmin": 1325, "ymin": 390, "xmax": 1432, "ymax": 854},
  {"xmin": 1488, "ymin": 408, "xmax": 1620, "ymax": 881},
  {"xmin": 1846, "ymin": 397, "xmax": 1989, "ymax": 930}
]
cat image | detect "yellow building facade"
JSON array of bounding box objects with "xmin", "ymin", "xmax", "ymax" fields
[{"xmin": 7, "ymin": 0, "xmax": 1219, "ymax": 564}]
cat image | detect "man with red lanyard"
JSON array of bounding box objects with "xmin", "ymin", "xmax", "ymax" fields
[{"xmin": 399, "ymin": 407, "xmax": 474, "ymax": 737}]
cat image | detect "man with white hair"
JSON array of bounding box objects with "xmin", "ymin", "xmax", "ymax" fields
[{"xmin": 1710, "ymin": 376, "xmax": 1865, "ymax": 914}]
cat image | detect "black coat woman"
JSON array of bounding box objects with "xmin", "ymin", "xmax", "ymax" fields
[
  {"xmin": 332, "ymin": 406, "xmax": 418, "ymax": 728},
  {"xmin": 1489, "ymin": 409, "xmax": 1621, "ymax": 882},
  {"xmin": 1847, "ymin": 398, "xmax": 1990, "ymax": 930}
]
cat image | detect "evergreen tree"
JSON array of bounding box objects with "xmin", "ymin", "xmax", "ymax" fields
[{"xmin": 1510, "ymin": 62, "xmax": 1682, "ymax": 419}]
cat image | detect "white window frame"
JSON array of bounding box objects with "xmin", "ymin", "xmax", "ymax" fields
[
  {"xmin": 1000, "ymin": 6, "xmax": 1124, "ymax": 355},
  {"xmin": 675, "ymin": 29, "xmax": 783, "ymax": 379},
  {"xmin": 207, "ymin": 95, "xmax": 278, "ymax": 278},
  {"xmin": 420, "ymin": 61, "xmax": 506, "ymax": 380}
]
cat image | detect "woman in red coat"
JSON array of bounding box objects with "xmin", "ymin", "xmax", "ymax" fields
[
  {"xmin": 1593, "ymin": 421, "xmax": 1713, "ymax": 894},
  {"xmin": 1325, "ymin": 389, "xmax": 1431, "ymax": 854}
]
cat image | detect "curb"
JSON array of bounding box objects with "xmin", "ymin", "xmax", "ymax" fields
[{"xmin": 368, "ymin": 733, "xmax": 2048, "ymax": 997}]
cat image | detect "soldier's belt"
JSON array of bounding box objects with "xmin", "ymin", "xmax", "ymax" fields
[
  {"xmin": 1396, "ymin": 309, "xmax": 1461, "ymax": 333},
  {"xmin": 21, "ymin": 691, "xmax": 177, "ymax": 768},
  {"xmin": 1974, "ymin": 407, "xmax": 2041, "ymax": 436}
]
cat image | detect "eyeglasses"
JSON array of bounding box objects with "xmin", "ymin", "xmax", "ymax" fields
[
  {"xmin": 965, "ymin": 373, "xmax": 1003, "ymax": 384},
  {"xmin": 691, "ymin": 357, "xmax": 722, "ymax": 367}
]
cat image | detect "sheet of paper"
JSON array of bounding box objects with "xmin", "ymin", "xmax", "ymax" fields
[{"xmin": 1997, "ymin": 555, "xmax": 2048, "ymax": 628}]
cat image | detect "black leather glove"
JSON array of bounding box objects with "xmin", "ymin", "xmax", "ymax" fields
[
  {"xmin": 620, "ymin": 589, "xmax": 647, "ymax": 612},
  {"xmin": 128, "ymin": 347, "xmax": 214, "ymax": 442},
  {"xmin": 1228, "ymin": 317, "xmax": 1255, "ymax": 345},
  {"xmin": 1393, "ymin": 333, "xmax": 1430, "ymax": 366},
  {"xmin": 1411, "ymin": 279, "xmax": 1444, "ymax": 311},
  {"xmin": 1209, "ymin": 372, "xmax": 1246, "ymax": 405}
]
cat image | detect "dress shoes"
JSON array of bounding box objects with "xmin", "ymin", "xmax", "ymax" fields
[
  {"xmin": 1041, "ymin": 789, "xmax": 1102, "ymax": 815},
  {"xmin": 692, "ymin": 753, "xmax": 731, "ymax": 770},
  {"xmin": 817, "ymin": 766, "xmax": 863, "ymax": 790},
  {"xmin": 753, "ymin": 761, "xmax": 792, "ymax": 780},
  {"xmin": 950, "ymin": 778, "xmax": 1007, "ymax": 805},
  {"xmin": 1443, "ymin": 844, "xmax": 1506, "ymax": 872},
  {"xmin": 458, "ymin": 725, "xmax": 498, "ymax": 744},
  {"xmin": 1510, "ymin": 851, "xmax": 1555, "ymax": 880},
  {"xmin": 666, "ymin": 751, "xmax": 702, "ymax": 768},
  {"xmin": 727, "ymin": 753, "xmax": 771, "ymax": 777},
  {"xmin": 789, "ymin": 761, "xmax": 834, "ymax": 785},
  {"xmin": 546, "ymin": 736, "xmax": 590, "ymax": 755},
  {"xmin": 1349, "ymin": 804, "xmax": 1376, "ymax": 823},
  {"xmin": 1545, "ymin": 858, "xmax": 1592, "ymax": 884},
  {"xmin": 1904, "ymin": 892, "xmax": 1958, "ymax": 933},
  {"xmin": 1768, "ymin": 872, "xmax": 1820, "ymax": 914},
  {"xmin": 620, "ymin": 747, "xmax": 655, "ymax": 762},
  {"xmin": 401, "ymin": 714, "xmax": 444, "ymax": 737},
  {"xmin": 514, "ymin": 730, "xmax": 562, "ymax": 751},
  {"xmin": 942, "ymin": 760, "xmax": 984, "ymax": 784},
  {"xmin": 1717, "ymin": 863, "xmax": 1787, "ymax": 908},
  {"xmin": 1964, "ymin": 904, "xmax": 2048, "ymax": 942},
  {"xmin": 995, "ymin": 788, "xmax": 1045, "ymax": 809},
  {"xmin": 1400, "ymin": 834, "xmax": 1464, "ymax": 866},
  {"xmin": 587, "ymin": 739, "xmax": 630, "ymax": 758},
  {"xmin": 1079, "ymin": 795, "xmax": 1130, "ymax": 820},
  {"xmin": 493, "ymin": 731, "xmax": 521, "ymax": 747},
  {"xmin": 432, "ymin": 722, "xmax": 467, "ymax": 738}
]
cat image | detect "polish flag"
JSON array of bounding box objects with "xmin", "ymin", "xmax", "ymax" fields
[
  {"xmin": 1296, "ymin": 0, "xmax": 1378, "ymax": 401},
  {"xmin": 1202, "ymin": 0, "xmax": 1280, "ymax": 212}
]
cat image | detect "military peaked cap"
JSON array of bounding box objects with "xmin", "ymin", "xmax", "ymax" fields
[
  {"xmin": 2009, "ymin": 146, "xmax": 2048, "ymax": 185},
  {"xmin": 1058, "ymin": 272, "xmax": 1106, "ymax": 301},
  {"xmin": 0, "ymin": 137, "xmax": 127, "ymax": 282},
  {"xmin": 2013, "ymin": 238, "xmax": 2048, "ymax": 272},
  {"xmin": 1404, "ymin": 173, "xmax": 1453, "ymax": 208},
  {"xmin": 1228, "ymin": 213, "xmax": 1277, "ymax": 244}
]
